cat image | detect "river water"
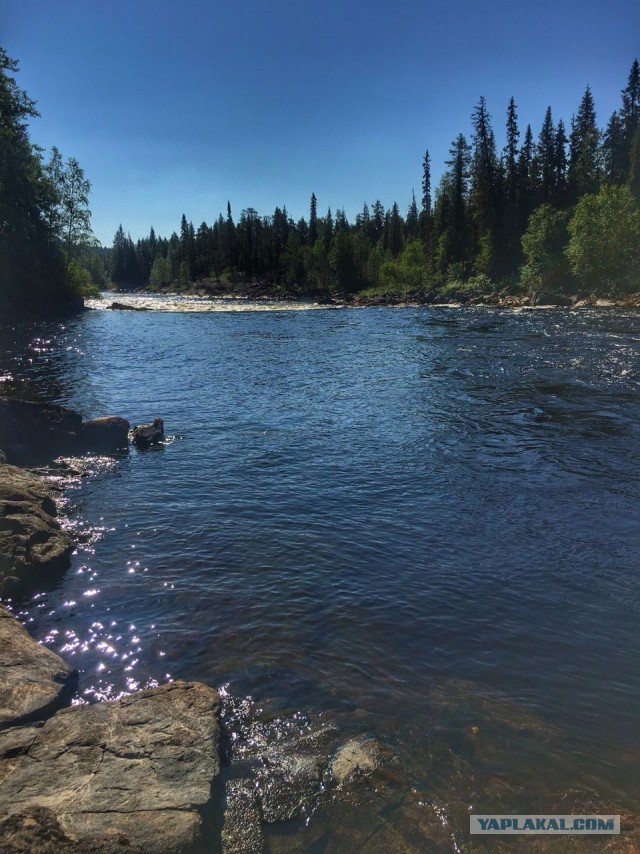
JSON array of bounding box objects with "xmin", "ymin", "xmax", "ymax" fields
[{"xmin": 1, "ymin": 295, "xmax": 640, "ymax": 850}]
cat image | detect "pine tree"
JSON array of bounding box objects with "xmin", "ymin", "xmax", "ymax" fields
[
  {"xmin": 568, "ymin": 85, "xmax": 601, "ymax": 200},
  {"xmin": 471, "ymin": 97, "xmax": 501, "ymax": 274},
  {"xmin": 554, "ymin": 119, "xmax": 568, "ymax": 203},
  {"xmin": 621, "ymin": 59, "xmax": 640, "ymax": 158},
  {"xmin": 405, "ymin": 191, "xmax": 419, "ymax": 239},
  {"xmin": 537, "ymin": 107, "xmax": 557, "ymax": 203},
  {"xmin": 603, "ymin": 111, "xmax": 627, "ymax": 184},
  {"xmin": 309, "ymin": 193, "xmax": 318, "ymax": 245}
]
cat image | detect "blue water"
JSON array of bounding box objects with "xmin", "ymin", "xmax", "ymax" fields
[{"xmin": 2, "ymin": 298, "xmax": 640, "ymax": 848}]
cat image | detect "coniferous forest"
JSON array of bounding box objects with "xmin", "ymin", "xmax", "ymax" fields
[{"xmin": 2, "ymin": 45, "xmax": 640, "ymax": 314}]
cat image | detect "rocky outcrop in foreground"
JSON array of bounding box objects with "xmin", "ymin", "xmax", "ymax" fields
[
  {"xmin": 0, "ymin": 605, "xmax": 77, "ymax": 729},
  {"xmin": 0, "ymin": 464, "xmax": 74, "ymax": 591},
  {"xmin": 0, "ymin": 398, "xmax": 131, "ymax": 466},
  {"xmin": 0, "ymin": 680, "xmax": 220, "ymax": 853}
]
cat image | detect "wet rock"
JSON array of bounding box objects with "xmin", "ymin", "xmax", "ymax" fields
[
  {"xmin": 132, "ymin": 417, "xmax": 165, "ymax": 448},
  {"xmin": 109, "ymin": 301, "xmax": 149, "ymax": 311},
  {"xmin": 0, "ymin": 606, "xmax": 77, "ymax": 729},
  {"xmin": 0, "ymin": 680, "xmax": 220, "ymax": 853},
  {"xmin": 0, "ymin": 464, "xmax": 74, "ymax": 591},
  {"xmin": 81, "ymin": 416, "xmax": 130, "ymax": 453},
  {"xmin": 257, "ymin": 752, "xmax": 324, "ymax": 823},
  {"xmin": 222, "ymin": 780, "xmax": 265, "ymax": 854},
  {"xmin": 532, "ymin": 291, "xmax": 574, "ymax": 307},
  {"xmin": 330, "ymin": 737, "xmax": 387, "ymax": 784},
  {"xmin": 0, "ymin": 399, "xmax": 82, "ymax": 466}
]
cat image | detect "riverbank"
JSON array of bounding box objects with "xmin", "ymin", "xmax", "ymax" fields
[
  {"xmin": 0, "ymin": 399, "xmax": 437, "ymax": 852},
  {"xmin": 103, "ymin": 283, "xmax": 640, "ymax": 311}
]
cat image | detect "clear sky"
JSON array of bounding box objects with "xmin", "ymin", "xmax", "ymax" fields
[{"xmin": 3, "ymin": 0, "xmax": 639, "ymax": 245}]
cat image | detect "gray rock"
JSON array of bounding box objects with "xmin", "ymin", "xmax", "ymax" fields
[
  {"xmin": 330, "ymin": 737, "xmax": 386, "ymax": 785},
  {"xmin": 0, "ymin": 399, "xmax": 82, "ymax": 466},
  {"xmin": 81, "ymin": 416, "xmax": 130, "ymax": 453},
  {"xmin": 257, "ymin": 752, "xmax": 323, "ymax": 823},
  {"xmin": 0, "ymin": 464, "xmax": 74, "ymax": 591},
  {"xmin": 532, "ymin": 291, "xmax": 574, "ymax": 307},
  {"xmin": 0, "ymin": 681, "xmax": 220, "ymax": 853},
  {"xmin": 132, "ymin": 417, "xmax": 164, "ymax": 448},
  {"xmin": 109, "ymin": 301, "xmax": 149, "ymax": 311},
  {"xmin": 0, "ymin": 606, "xmax": 77, "ymax": 730},
  {"xmin": 222, "ymin": 780, "xmax": 265, "ymax": 854}
]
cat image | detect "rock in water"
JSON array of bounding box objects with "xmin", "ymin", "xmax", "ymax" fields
[
  {"xmin": 330, "ymin": 737, "xmax": 387, "ymax": 784},
  {"xmin": 131, "ymin": 417, "xmax": 164, "ymax": 448},
  {"xmin": 0, "ymin": 681, "xmax": 221, "ymax": 853},
  {"xmin": 0, "ymin": 605, "xmax": 78, "ymax": 729},
  {"xmin": 0, "ymin": 399, "xmax": 82, "ymax": 466},
  {"xmin": 0, "ymin": 464, "xmax": 74, "ymax": 591},
  {"xmin": 81, "ymin": 416, "xmax": 130, "ymax": 453}
]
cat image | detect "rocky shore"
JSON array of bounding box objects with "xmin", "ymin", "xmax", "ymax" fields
[
  {"xmin": 104, "ymin": 282, "xmax": 640, "ymax": 311},
  {"xmin": 0, "ymin": 398, "xmax": 418, "ymax": 853}
]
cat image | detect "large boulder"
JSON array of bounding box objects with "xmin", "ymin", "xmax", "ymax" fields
[
  {"xmin": 0, "ymin": 399, "xmax": 82, "ymax": 466},
  {"xmin": 132, "ymin": 417, "xmax": 164, "ymax": 448},
  {"xmin": 0, "ymin": 605, "xmax": 78, "ymax": 730},
  {"xmin": 81, "ymin": 416, "xmax": 130, "ymax": 453},
  {"xmin": 0, "ymin": 464, "xmax": 74, "ymax": 591},
  {"xmin": 532, "ymin": 291, "xmax": 574, "ymax": 307},
  {"xmin": 0, "ymin": 681, "xmax": 221, "ymax": 853}
]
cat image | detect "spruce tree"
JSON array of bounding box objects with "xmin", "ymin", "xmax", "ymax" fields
[
  {"xmin": 568, "ymin": 85, "xmax": 601, "ymax": 200},
  {"xmin": 309, "ymin": 192, "xmax": 318, "ymax": 245},
  {"xmin": 537, "ymin": 107, "xmax": 557, "ymax": 203}
]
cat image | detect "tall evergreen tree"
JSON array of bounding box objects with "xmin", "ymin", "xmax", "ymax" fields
[
  {"xmin": 308, "ymin": 192, "xmax": 318, "ymax": 245},
  {"xmin": 405, "ymin": 191, "xmax": 419, "ymax": 239},
  {"xmin": 537, "ymin": 107, "xmax": 557, "ymax": 203},
  {"xmin": 470, "ymin": 97, "xmax": 501, "ymax": 274},
  {"xmin": 621, "ymin": 59, "xmax": 640, "ymax": 153},
  {"xmin": 603, "ymin": 111, "xmax": 627, "ymax": 184},
  {"xmin": 554, "ymin": 119, "xmax": 568, "ymax": 203},
  {"xmin": 568, "ymin": 85, "xmax": 601, "ymax": 199}
]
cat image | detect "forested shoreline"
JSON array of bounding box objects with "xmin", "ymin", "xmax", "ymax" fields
[
  {"xmin": 2, "ymin": 46, "xmax": 640, "ymax": 315},
  {"xmin": 108, "ymin": 60, "xmax": 640, "ymax": 303}
]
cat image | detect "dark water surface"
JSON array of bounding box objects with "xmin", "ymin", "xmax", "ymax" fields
[{"xmin": 2, "ymin": 299, "xmax": 640, "ymax": 849}]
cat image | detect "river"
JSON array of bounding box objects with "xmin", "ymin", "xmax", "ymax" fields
[{"xmin": 1, "ymin": 295, "xmax": 639, "ymax": 850}]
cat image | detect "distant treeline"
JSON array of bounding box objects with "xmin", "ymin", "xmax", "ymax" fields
[
  {"xmin": 2, "ymin": 46, "xmax": 640, "ymax": 317},
  {"xmin": 108, "ymin": 58, "xmax": 640, "ymax": 299}
]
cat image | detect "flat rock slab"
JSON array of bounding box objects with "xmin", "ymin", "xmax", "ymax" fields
[
  {"xmin": 0, "ymin": 681, "xmax": 220, "ymax": 853},
  {"xmin": 0, "ymin": 464, "xmax": 74, "ymax": 590},
  {"xmin": 0, "ymin": 606, "xmax": 77, "ymax": 730}
]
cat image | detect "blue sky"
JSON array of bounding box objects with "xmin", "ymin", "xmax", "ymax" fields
[{"xmin": 3, "ymin": 0, "xmax": 639, "ymax": 245}]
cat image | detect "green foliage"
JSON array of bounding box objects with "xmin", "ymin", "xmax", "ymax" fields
[
  {"xmin": 566, "ymin": 185, "xmax": 640, "ymax": 292},
  {"xmin": 379, "ymin": 239, "xmax": 430, "ymax": 292},
  {"xmin": 520, "ymin": 204, "xmax": 572, "ymax": 292},
  {"xmin": 149, "ymin": 254, "xmax": 171, "ymax": 288},
  {"xmin": 66, "ymin": 261, "xmax": 100, "ymax": 298},
  {"xmin": 0, "ymin": 47, "xmax": 93, "ymax": 315}
]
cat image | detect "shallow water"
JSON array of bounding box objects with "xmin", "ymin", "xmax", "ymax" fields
[{"xmin": 1, "ymin": 296, "xmax": 640, "ymax": 849}]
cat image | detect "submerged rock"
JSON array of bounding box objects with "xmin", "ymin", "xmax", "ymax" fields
[
  {"xmin": 221, "ymin": 780, "xmax": 265, "ymax": 854},
  {"xmin": 330, "ymin": 737, "xmax": 387, "ymax": 784},
  {"xmin": 0, "ymin": 681, "xmax": 221, "ymax": 853},
  {"xmin": 0, "ymin": 605, "xmax": 77, "ymax": 730},
  {"xmin": 0, "ymin": 464, "xmax": 74, "ymax": 591},
  {"xmin": 132, "ymin": 417, "xmax": 164, "ymax": 448},
  {"xmin": 81, "ymin": 416, "xmax": 130, "ymax": 453}
]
